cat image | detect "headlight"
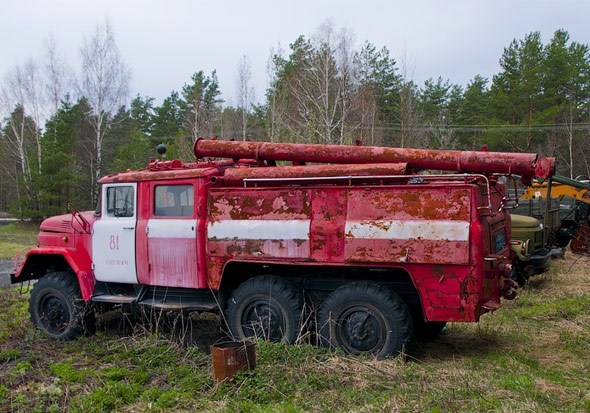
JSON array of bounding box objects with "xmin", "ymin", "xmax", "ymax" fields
[{"xmin": 521, "ymin": 240, "xmax": 528, "ymax": 256}]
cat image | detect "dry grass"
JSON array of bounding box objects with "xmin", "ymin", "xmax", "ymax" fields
[{"xmin": 0, "ymin": 253, "xmax": 589, "ymax": 412}]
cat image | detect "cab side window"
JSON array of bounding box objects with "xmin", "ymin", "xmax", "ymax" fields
[
  {"xmin": 106, "ymin": 186, "xmax": 135, "ymax": 218},
  {"xmin": 154, "ymin": 185, "xmax": 194, "ymax": 217}
]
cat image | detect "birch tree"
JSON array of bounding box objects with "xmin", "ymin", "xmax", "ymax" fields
[
  {"xmin": 1, "ymin": 60, "xmax": 47, "ymax": 171},
  {"xmin": 44, "ymin": 35, "xmax": 73, "ymax": 113},
  {"xmin": 302, "ymin": 22, "xmax": 348, "ymax": 144},
  {"xmin": 269, "ymin": 22, "xmax": 358, "ymax": 144},
  {"xmin": 0, "ymin": 62, "xmax": 47, "ymax": 214},
  {"xmin": 79, "ymin": 21, "xmax": 130, "ymax": 202},
  {"xmin": 0, "ymin": 106, "xmax": 38, "ymax": 214},
  {"xmin": 396, "ymin": 50, "xmax": 423, "ymax": 148},
  {"xmin": 236, "ymin": 55, "xmax": 255, "ymax": 141},
  {"xmin": 265, "ymin": 46, "xmax": 284, "ymax": 142}
]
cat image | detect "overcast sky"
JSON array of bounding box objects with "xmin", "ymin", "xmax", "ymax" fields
[{"xmin": 2, "ymin": 0, "xmax": 589, "ymax": 106}]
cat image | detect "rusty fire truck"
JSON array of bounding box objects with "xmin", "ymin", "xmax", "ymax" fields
[{"xmin": 11, "ymin": 139, "xmax": 555, "ymax": 358}]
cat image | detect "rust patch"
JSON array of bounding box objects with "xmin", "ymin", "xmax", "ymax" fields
[
  {"xmin": 310, "ymin": 189, "xmax": 347, "ymax": 263},
  {"xmin": 208, "ymin": 189, "xmax": 311, "ymax": 221},
  {"xmin": 347, "ymin": 188, "xmax": 471, "ymax": 222}
]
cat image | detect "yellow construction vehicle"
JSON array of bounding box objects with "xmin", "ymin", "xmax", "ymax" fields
[{"xmin": 521, "ymin": 175, "xmax": 590, "ymax": 204}]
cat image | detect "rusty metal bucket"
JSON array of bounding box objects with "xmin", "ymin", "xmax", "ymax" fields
[{"xmin": 211, "ymin": 341, "xmax": 256, "ymax": 384}]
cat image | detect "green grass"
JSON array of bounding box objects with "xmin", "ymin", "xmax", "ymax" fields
[{"xmin": 1, "ymin": 225, "xmax": 589, "ymax": 412}]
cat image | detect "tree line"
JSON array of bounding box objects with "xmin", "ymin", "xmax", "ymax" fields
[{"xmin": 1, "ymin": 21, "xmax": 589, "ymax": 218}]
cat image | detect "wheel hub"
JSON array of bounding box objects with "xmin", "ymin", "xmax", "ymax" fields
[
  {"xmin": 243, "ymin": 301, "xmax": 283, "ymax": 341},
  {"xmin": 340, "ymin": 307, "xmax": 385, "ymax": 353},
  {"xmin": 42, "ymin": 296, "xmax": 69, "ymax": 333}
]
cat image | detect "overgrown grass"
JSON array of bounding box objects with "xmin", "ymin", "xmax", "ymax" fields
[
  {"xmin": 1, "ymin": 226, "xmax": 589, "ymax": 411},
  {"xmin": 0, "ymin": 221, "xmax": 38, "ymax": 259}
]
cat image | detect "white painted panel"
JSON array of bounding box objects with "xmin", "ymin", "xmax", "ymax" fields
[
  {"xmin": 147, "ymin": 219, "xmax": 197, "ymax": 238},
  {"xmin": 345, "ymin": 220, "xmax": 470, "ymax": 242},
  {"xmin": 208, "ymin": 219, "xmax": 310, "ymax": 240}
]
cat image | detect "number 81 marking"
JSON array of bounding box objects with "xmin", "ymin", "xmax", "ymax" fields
[{"xmin": 109, "ymin": 234, "xmax": 119, "ymax": 250}]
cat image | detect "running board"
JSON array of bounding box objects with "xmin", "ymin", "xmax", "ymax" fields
[
  {"xmin": 92, "ymin": 294, "xmax": 136, "ymax": 304},
  {"xmin": 91, "ymin": 283, "xmax": 219, "ymax": 311},
  {"xmin": 139, "ymin": 298, "xmax": 218, "ymax": 311}
]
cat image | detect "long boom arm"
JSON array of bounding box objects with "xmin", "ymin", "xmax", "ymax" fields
[{"xmin": 194, "ymin": 139, "xmax": 555, "ymax": 182}]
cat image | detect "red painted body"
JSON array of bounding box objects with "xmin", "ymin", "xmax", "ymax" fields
[
  {"xmin": 13, "ymin": 139, "xmax": 547, "ymax": 324},
  {"xmin": 15, "ymin": 212, "xmax": 97, "ymax": 299},
  {"xmin": 205, "ymin": 176, "xmax": 507, "ymax": 321}
]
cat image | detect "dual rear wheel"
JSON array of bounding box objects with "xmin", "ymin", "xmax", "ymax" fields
[{"xmin": 225, "ymin": 277, "xmax": 415, "ymax": 358}]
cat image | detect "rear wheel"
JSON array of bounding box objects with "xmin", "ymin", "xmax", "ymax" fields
[
  {"xmin": 225, "ymin": 276, "xmax": 303, "ymax": 343},
  {"xmin": 29, "ymin": 272, "xmax": 95, "ymax": 340},
  {"xmin": 318, "ymin": 282, "xmax": 413, "ymax": 359}
]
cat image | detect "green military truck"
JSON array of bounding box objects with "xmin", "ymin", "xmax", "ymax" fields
[{"xmin": 510, "ymin": 175, "xmax": 590, "ymax": 285}]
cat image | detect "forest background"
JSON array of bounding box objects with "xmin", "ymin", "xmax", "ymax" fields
[{"xmin": 1, "ymin": 21, "xmax": 589, "ymax": 218}]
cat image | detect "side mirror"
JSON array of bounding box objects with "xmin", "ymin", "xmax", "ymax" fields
[{"xmin": 501, "ymin": 175, "xmax": 520, "ymax": 211}]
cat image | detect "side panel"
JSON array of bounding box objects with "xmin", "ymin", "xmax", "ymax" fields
[
  {"xmin": 207, "ymin": 186, "xmax": 471, "ymax": 265},
  {"xmin": 344, "ymin": 188, "xmax": 471, "ymax": 265},
  {"xmin": 205, "ymin": 184, "xmax": 488, "ymax": 322},
  {"xmin": 207, "ymin": 189, "xmax": 311, "ymax": 259}
]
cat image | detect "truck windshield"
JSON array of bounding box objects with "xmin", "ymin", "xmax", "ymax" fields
[{"xmin": 106, "ymin": 186, "xmax": 135, "ymax": 218}]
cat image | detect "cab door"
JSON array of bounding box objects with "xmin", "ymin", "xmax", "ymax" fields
[
  {"xmin": 93, "ymin": 183, "xmax": 138, "ymax": 284},
  {"xmin": 145, "ymin": 184, "xmax": 198, "ymax": 288}
]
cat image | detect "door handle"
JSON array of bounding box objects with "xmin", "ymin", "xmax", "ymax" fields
[{"xmin": 123, "ymin": 226, "xmax": 135, "ymax": 230}]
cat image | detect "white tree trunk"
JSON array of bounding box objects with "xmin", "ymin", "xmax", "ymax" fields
[{"xmin": 79, "ymin": 20, "xmax": 130, "ymax": 204}]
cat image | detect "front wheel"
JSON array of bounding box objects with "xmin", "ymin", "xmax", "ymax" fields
[
  {"xmin": 225, "ymin": 276, "xmax": 303, "ymax": 343},
  {"xmin": 318, "ymin": 282, "xmax": 413, "ymax": 359},
  {"xmin": 29, "ymin": 272, "xmax": 95, "ymax": 340}
]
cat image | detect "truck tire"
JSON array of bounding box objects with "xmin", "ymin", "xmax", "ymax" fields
[
  {"xmin": 225, "ymin": 276, "xmax": 303, "ymax": 343},
  {"xmin": 28, "ymin": 272, "xmax": 95, "ymax": 340},
  {"xmin": 318, "ymin": 282, "xmax": 413, "ymax": 359}
]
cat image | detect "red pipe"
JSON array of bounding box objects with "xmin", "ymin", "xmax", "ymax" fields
[
  {"xmin": 194, "ymin": 139, "xmax": 555, "ymax": 180},
  {"xmin": 221, "ymin": 163, "xmax": 410, "ymax": 186}
]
